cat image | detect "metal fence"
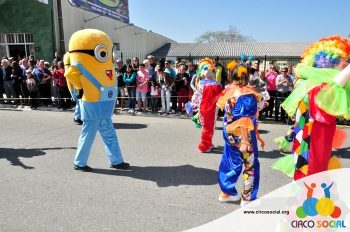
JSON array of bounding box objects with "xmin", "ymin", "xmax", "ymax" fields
[
  {"xmin": 116, "ymin": 51, "xmax": 147, "ymax": 63},
  {"xmin": 173, "ymin": 56, "xmax": 301, "ymax": 71}
]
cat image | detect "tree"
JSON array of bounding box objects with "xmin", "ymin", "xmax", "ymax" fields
[{"xmin": 194, "ymin": 26, "xmax": 254, "ymax": 43}]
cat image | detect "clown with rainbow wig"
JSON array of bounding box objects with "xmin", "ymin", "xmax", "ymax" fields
[
  {"xmin": 185, "ymin": 58, "xmax": 222, "ymax": 153},
  {"xmin": 273, "ymin": 35, "xmax": 350, "ymax": 180}
]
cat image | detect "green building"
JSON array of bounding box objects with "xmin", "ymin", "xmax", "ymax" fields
[
  {"xmin": 0, "ymin": 0, "xmax": 55, "ymax": 61},
  {"xmin": 0, "ymin": 0, "xmax": 173, "ymax": 63}
]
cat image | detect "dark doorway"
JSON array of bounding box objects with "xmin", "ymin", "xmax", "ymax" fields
[{"xmin": 8, "ymin": 45, "xmax": 26, "ymax": 61}]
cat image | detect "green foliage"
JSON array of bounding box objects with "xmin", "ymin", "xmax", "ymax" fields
[{"xmin": 194, "ymin": 26, "xmax": 254, "ymax": 43}]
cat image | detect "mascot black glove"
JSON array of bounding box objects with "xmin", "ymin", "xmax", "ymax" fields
[{"xmin": 77, "ymin": 89, "xmax": 84, "ymax": 99}]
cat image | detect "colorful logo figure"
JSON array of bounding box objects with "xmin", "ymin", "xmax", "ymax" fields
[{"xmin": 296, "ymin": 182, "xmax": 341, "ymax": 219}]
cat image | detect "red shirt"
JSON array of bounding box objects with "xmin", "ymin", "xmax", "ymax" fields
[{"xmin": 52, "ymin": 69, "xmax": 67, "ymax": 87}]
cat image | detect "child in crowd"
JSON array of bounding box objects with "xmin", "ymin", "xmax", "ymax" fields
[
  {"xmin": 123, "ymin": 64, "xmax": 137, "ymax": 114},
  {"xmin": 150, "ymin": 79, "xmax": 160, "ymax": 114},
  {"xmin": 25, "ymin": 69, "xmax": 39, "ymax": 109},
  {"xmin": 158, "ymin": 68, "xmax": 173, "ymax": 115}
]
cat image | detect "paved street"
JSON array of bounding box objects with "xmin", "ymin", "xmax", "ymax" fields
[{"xmin": 0, "ymin": 108, "xmax": 349, "ymax": 232}]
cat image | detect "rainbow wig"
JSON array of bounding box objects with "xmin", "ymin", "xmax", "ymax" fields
[
  {"xmin": 198, "ymin": 58, "xmax": 216, "ymax": 78},
  {"xmin": 302, "ymin": 35, "xmax": 350, "ymax": 68}
]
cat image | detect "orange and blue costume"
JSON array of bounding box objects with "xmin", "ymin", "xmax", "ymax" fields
[{"xmin": 217, "ymin": 60, "xmax": 263, "ymax": 204}]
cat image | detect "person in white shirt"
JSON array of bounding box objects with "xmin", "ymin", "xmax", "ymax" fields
[{"xmin": 275, "ymin": 67, "xmax": 293, "ymax": 122}]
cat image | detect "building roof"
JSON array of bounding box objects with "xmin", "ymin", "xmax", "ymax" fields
[{"xmin": 150, "ymin": 42, "xmax": 310, "ymax": 59}]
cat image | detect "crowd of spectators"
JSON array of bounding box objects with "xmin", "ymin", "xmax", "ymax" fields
[
  {"xmin": 1, "ymin": 53, "xmax": 348, "ymax": 125},
  {"xmin": 0, "ymin": 52, "xmax": 71, "ymax": 110},
  {"xmin": 115, "ymin": 56, "xmax": 296, "ymax": 121}
]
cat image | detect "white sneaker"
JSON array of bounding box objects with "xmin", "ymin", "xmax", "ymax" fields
[
  {"xmin": 219, "ymin": 193, "xmax": 241, "ymax": 202},
  {"xmin": 240, "ymin": 200, "xmax": 249, "ymax": 207}
]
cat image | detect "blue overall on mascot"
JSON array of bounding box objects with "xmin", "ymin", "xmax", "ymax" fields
[{"xmin": 65, "ymin": 29, "xmax": 129, "ymax": 172}]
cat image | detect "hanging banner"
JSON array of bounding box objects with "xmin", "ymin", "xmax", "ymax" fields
[{"xmin": 68, "ymin": 0, "xmax": 129, "ymax": 23}]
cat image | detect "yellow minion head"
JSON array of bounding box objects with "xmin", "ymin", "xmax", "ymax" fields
[
  {"xmin": 63, "ymin": 52, "xmax": 76, "ymax": 93},
  {"xmin": 66, "ymin": 29, "xmax": 117, "ymax": 102},
  {"xmin": 63, "ymin": 52, "xmax": 70, "ymax": 70}
]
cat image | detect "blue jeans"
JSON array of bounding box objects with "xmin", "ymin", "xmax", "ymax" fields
[{"xmin": 127, "ymin": 86, "xmax": 136, "ymax": 109}]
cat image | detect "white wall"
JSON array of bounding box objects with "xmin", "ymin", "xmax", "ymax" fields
[{"xmin": 57, "ymin": 0, "xmax": 175, "ymax": 58}]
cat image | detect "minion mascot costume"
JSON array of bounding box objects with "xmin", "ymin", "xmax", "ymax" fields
[
  {"xmin": 273, "ymin": 35, "xmax": 350, "ymax": 180},
  {"xmin": 63, "ymin": 52, "xmax": 82, "ymax": 125},
  {"xmin": 185, "ymin": 58, "xmax": 222, "ymax": 153},
  {"xmin": 65, "ymin": 29, "xmax": 129, "ymax": 172}
]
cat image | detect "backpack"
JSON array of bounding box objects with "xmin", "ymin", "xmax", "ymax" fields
[{"xmin": 26, "ymin": 77, "xmax": 38, "ymax": 92}]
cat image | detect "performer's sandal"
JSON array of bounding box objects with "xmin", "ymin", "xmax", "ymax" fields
[{"xmin": 219, "ymin": 192, "xmax": 240, "ymax": 202}]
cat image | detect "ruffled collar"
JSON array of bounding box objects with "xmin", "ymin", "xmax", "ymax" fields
[{"xmin": 217, "ymin": 84, "xmax": 260, "ymax": 109}]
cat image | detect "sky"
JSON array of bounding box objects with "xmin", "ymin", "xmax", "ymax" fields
[{"xmin": 128, "ymin": 0, "xmax": 350, "ymax": 43}]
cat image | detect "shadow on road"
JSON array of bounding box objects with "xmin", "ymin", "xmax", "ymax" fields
[
  {"xmin": 113, "ymin": 123, "xmax": 148, "ymax": 129},
  {"xmin": 209, "ymin": 145, "xmax": 280, "ymax": 158},
  {"xmin": 91, "ymin": 164, "xmax": 218, "ymax": 187},
  {"xmin": 0, "ymin": 147, "xmax": 76, "ymax": 169},
  {"xmin": 258, "ymin": 129, "xmax": 269, "ymax": 134},
  {"xmin": 210, "ymin": 146, "xmax": 224, "ymax": 154},
  {"xmin": 260, "ymin": 147, "xmax": 350, "ymax": 160},
  {"xmin": 259, "ymin": 150, "xmax": 283, "ymax": 159},
  {"xmin": 215, "ymin": 127, "xmax": 270, "ymax": 135},
  {"xmin": 259, "ymin": 147, "xmax": 350, "ymax": 159},
  {"xmin": 333, "ymin": 147, "xmax": 350, "ymax": 158}
]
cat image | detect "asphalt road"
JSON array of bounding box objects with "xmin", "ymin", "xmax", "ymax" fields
[{"xmin": 0, "ymin": 108, "xmax": 349, "ymax": 232}]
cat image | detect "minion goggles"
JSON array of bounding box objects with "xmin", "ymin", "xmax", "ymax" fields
[{"xmin": 69, "ymin": 44, "xmax": 118, "ymax": 63}]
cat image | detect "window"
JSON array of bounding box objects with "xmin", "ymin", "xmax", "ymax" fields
[
  {"xmin": 25, "ymin": 33, "xmax": 33, "ymax": 43},
  {"xmin": 0, "ymin": 34, "xmax": 5, "ymax": 43},
  {"xmin": 26, "ymin": 45, "xmax": 35, "ymax": 57},
  {"xmin": 0, "ymin": 45, "xmax": 6, "ymax": 58},
  {"xmin": 18, "ymin": 34, "xmax": 25, "ymax": 43},
  {"xmin": 6, "ymin": 34, "xmax": 15, "ymax": 43},
  {"xmin": 0, "ymin": 33, "xmax": 34, "ymax": 58}
]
